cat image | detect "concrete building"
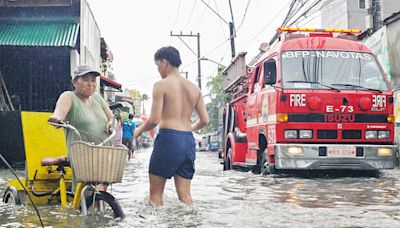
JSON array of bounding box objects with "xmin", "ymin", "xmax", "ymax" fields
[{"xmin": 321, "ymin": 0, "xmax": 400, "ymax": 31}]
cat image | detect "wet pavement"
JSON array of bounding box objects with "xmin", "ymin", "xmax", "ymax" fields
[{"xmin": 1, "ymin": 147, "xmax": 400, "ymax": 227}]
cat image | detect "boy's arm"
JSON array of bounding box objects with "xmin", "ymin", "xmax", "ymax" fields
[
  {"xmin": 191, "ymin": 90, "xmax": 209, "ymax": 132},
  {"xmin": 134, "ymin": 82, "xmax": 163, "ymax": 138}
]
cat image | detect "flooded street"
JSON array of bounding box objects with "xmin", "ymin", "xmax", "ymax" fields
[{"xmin": 1, "ymin": 147, "xmax": 400, "ymax": 227}]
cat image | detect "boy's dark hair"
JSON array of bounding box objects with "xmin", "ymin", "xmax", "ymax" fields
[
  {"xmin": 154, "ymin": 46, "xmax": 182, "ymax": 67},
  {"xmin": 128, "ymin": 114, "xmax": 134, "ymax": 119}
]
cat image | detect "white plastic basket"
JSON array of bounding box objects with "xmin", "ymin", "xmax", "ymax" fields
[{"xmin": 70, "ymin": 141, "xmax": 127, "ymax": 183}]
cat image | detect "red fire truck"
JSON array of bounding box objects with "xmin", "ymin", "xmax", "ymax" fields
[{"xmin": 221, "ymin": 27, "xmax": 397, "ymax": 175}]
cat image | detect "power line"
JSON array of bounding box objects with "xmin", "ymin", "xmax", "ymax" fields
[
  {"xmin": 236, "ymin": 0, "xmax": 251, "ymax": 33},
  {"xmin": 268, "ymin": 0, "xmax": 299, "ymax": 44},
  {"xmin": 309, "ymin": 0, "xmax": 347, "ymax": 28},
  {"xmin": 193, "ymin": 0, "xmax": 210, "ymax": 30},
  {"xmin": 172, "ymin": 0, "xmax": 182, "ymax": 30},
  {"xmin": 178, "ymin": 36, "xmax": 197, "ymax": 56},
  {"xmin": 297, "ymin": 0, "xmax": 341, "ymax": 27},
  {"xmin": 287, "ymin": 0, "xmax": 323, "ymax": 27},
  {"xmin": 199, "ymin": 0, "xmax": 229, "ymax": 25},
  {"xmin": 184, "ymin": 0, "xmax": 198, "ymax": 30},
  {"xmin": 213, "ymin": 0, "xmax": 228, "ymax": 39},
  {"xmin": 204, "ymin": 38, "xmax": 230, "ymax": 56},
  {"xmin": 171, "ymin": 32, "xmax": 202, "ymax": 89},
  {"xmin": 241, "ymin": 0, "xmax": 292, "ymax": 49}
]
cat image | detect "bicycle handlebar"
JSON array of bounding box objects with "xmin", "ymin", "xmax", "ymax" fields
[{"xmin": 48, "ymin": 121, "xmax": 116, "ymax": 146}]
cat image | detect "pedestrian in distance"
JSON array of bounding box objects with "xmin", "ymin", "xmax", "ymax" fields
[
  {"xmin": 114, "ymin": 115, "xmax": 123, "ymax": 147},
  {"xmin": 134, "ymin": 46, "xmax": 209, "ymax": 206},
  {"xmin": 48, "ymin": 65, "xmax": 114, "ymax": 192},
  {"xmin": 122, "ymin": 113, "xmax": 136, "ymax": 160}
]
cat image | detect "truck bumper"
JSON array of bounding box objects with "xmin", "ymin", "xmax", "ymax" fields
[{"xmin": 274, "ymin": 144, "xmax": 396, "ymax": 170}]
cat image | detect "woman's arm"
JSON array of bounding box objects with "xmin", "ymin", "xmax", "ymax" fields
[
  {"xmin": 103, "ymin": 100, "xmax": 114, "ymax": 133},
  {"xmin": 48, "ymin": 92, "xmax": 72, "ymax": 123}
]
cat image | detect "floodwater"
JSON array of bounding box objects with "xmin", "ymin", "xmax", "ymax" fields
[{"xmin": 1, "ymin": 148, "xmax": 400, "ymax": 227}]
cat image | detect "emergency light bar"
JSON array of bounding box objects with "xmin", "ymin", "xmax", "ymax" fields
[{"xmin": 277, "ymin": 27, "xmax": 362, "ymax": 34}]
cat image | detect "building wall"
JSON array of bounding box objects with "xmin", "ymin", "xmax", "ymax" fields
[
  {"xmin": 80, "ymin": 0, "xmax": 100, "ymax": 69},
  {"xmin": 347, "ymin": 0, "xmax": 368, "ymax": 30},
  {"xmin": 381, "ymin": 1, "xmax": 400, "ymax": 19},
  {"xmin": 0, "ymin": 47, "xmax": 72, "ymax": 111},
  {"xmin": 0, "ymin": 0, "xmax": 80, "ymax": 18},
  {"xmin": 321, "ymin": 0, "xmax": 349, "ymax": 29},
  {"xmin": 322, "ymin": 0, "xmax": 400, "ymax": 31},
  {"xmin": 386, "ymin": 19, "xmax": 400, "ymax": 85}
]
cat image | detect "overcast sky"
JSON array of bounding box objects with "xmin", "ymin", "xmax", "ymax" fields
[{"xmin": 87, "ymin": 0, "xmax": 321, "ymax": 109}]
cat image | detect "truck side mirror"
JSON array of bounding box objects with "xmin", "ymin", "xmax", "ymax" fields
[{"xmin": 264, "ymin": 60, "xmax": 276, "ymax": 85}]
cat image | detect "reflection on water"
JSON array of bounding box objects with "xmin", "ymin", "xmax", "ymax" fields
[{"xmin": 1, "ymin": 150, "xmax": 400, "ymax": 227}]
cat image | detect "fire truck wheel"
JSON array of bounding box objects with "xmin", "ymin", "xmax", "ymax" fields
[
  {"xmin": 224, "ymin": 148, "xmax": 233, "ymax": 170},
  {"xmin": 260, "ymin": 150, "xmax": 277, "ymax": 175}
]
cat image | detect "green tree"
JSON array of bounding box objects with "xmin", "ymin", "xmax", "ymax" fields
[{"xmin": 206, "ymin": 66, "xmax": 229, "ymax": 132}]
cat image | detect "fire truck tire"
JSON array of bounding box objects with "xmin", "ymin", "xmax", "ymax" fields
[
  {"xmin": 260, "ymin": 149, "xmax": 277, "ymax": 175},
  {"xmin": 224, "ymin": 148, "xmax": 233, "ymax": 171}
]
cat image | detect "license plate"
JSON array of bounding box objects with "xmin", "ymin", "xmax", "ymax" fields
[{"xmin": 327, "ymin": 146, "xmax": 356, "ymax": 158}]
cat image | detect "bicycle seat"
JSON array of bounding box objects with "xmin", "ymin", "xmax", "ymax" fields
[{"xmin": 41, "ymin": 156, "xmax": 70, "ymax": 167}]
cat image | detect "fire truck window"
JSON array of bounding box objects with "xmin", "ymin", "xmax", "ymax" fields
[
  {"xmin": 264, "ymin": 60, "xmax": 277, "ymax": 86},
  {"xmin": 252, "ymin": 66, "xmax": 261, "ymax": 93},
  {"xmin": 281, "ymin": 51, "xmax": 389, "ymax": 91}
]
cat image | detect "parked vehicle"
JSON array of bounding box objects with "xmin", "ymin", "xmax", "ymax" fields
[{"xmin": 221, "ymin": 27, "xmax": 397, "ymax": 175}]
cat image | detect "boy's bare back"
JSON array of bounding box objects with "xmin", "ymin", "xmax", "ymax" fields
[{"xmin": 157, "ymin": 74, "xmax": 201, "ymax": 131}]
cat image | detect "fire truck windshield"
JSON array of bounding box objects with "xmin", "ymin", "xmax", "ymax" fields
[{"xmin": 281, "ymin": 50, "xmax": 389, "ymax": 91}]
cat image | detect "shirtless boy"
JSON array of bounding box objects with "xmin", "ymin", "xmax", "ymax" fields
[{"xmin": 134, "ymin": 46, "xmax": 208, "ymax": 206}]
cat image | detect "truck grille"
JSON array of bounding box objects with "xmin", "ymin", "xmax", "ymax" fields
[
  {"xmin": 342, "ymin": 130, "xmax": 362, "ymax": 139},
  {"xmin": 317, "ymin": 130, "xmax": 337, "ymax": 139}
]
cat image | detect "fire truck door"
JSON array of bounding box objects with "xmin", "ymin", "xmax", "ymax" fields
[{"xmin": 246, "ymin": 65, "xmax": 262, "ymax": 149}]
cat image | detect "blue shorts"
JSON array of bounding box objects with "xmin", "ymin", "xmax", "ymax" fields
[{"xmin": 149, "ymin": 128, "xmax": 196, "ymax": 179}]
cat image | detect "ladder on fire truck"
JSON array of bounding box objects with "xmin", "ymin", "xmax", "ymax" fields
[{"xmin": 222, "ymin": 52, "xmax": 249, "ymax": 101}]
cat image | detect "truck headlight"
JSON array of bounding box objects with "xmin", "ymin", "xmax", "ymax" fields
[
  {"xmin": 377, "ymin": 148, "xmax": 392, "ymax": 156},
  {"xmin": 284, "ymin": 130, "xmax": 297, "ymax": 139},
  {"xmin": 287, "ymin": 146, "xmax": 304, "ymax": 155},
  {"xmin": 365, "ymin": 130, "xmax": 377, "ymax": 139},
  {"xmin": 378, "ymin": 131, "xmax": 390, "ymax": 139},
  {"xmin": 299, "ymin": 130, "xmax": 312, "ymax": 139}
]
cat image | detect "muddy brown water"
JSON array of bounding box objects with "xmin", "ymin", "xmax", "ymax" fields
[{"xmin": 1, "ymin": 148, "xmax": 400, "ymax": 227}]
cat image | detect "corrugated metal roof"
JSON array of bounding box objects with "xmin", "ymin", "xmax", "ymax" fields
[{"xmin": 0, "ymin": 22, "xmax": 79, "ymax": 47}]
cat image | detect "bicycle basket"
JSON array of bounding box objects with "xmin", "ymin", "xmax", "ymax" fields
[{"xmin": 70, "ymin": 141, "xmax": 127, "ymax": 183}]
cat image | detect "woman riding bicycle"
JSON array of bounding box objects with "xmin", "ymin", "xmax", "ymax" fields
[{"xmin": 48, "ymin": 65, "xmax": 114, "ymax": 192}]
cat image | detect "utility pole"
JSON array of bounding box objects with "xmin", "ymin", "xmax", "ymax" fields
[
  {"xmin": 228, "ymin": 0, "xmax": 236, "ymax": 58},
  {"xmin": 370, "ymin": 0, "xmax": 382, "ymax": 32},
  {"xmin": 180, "ymin": 71, "xmax": 188, "ymax": 79},
  {"xmin": 170, "ymin": 32, "xmax": 202, "ymax": 89}
]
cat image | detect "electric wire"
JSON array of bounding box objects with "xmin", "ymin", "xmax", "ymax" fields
[
  {"xmin": 192, "ymin": 0, "xmax": 210, "ymax": 30},
  {"xmin": 172, "ymin": 0, "xmax": 182, "ymax": 30},
  {"xmin": 287, "ymin": 0, "xmax": 323, "ymax": 27},
  {"xmin": 297, "ymin": 0, "xmax": 345, "ymax": 27},
  {"xmin": 268, "ymin": 0, "xmax": 300, "ymax": 44},
  {"xmin": 213, "ymin": 0, "xmax": 229, "ymax": 39},
  {"xmin": 236, "ymin": 0, "xmax": 251, "ymax": 33},
  {"xmin": 0, "ymin": 154, "xmax": 44, "ymax": 228},
  {"xmin": 241, "ymin": 0, "xmax": 292, "ymax": 49},
  {"xmin": 199, "ymin": 0, "xmax": 229, "ymax": 24},
  {"xmin": 184, "ymin": 0, "xmax": 198, "ymax": 30}
]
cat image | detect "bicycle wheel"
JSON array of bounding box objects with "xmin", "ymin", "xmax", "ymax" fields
[{"xmin": 85, "ymin": 191, "xmax": 125, "ymax": 219}]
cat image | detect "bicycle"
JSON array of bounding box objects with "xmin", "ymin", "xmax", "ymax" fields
[{"xmin": 3, "ymin": 115, "xmax": 127, "ymax": 219}]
